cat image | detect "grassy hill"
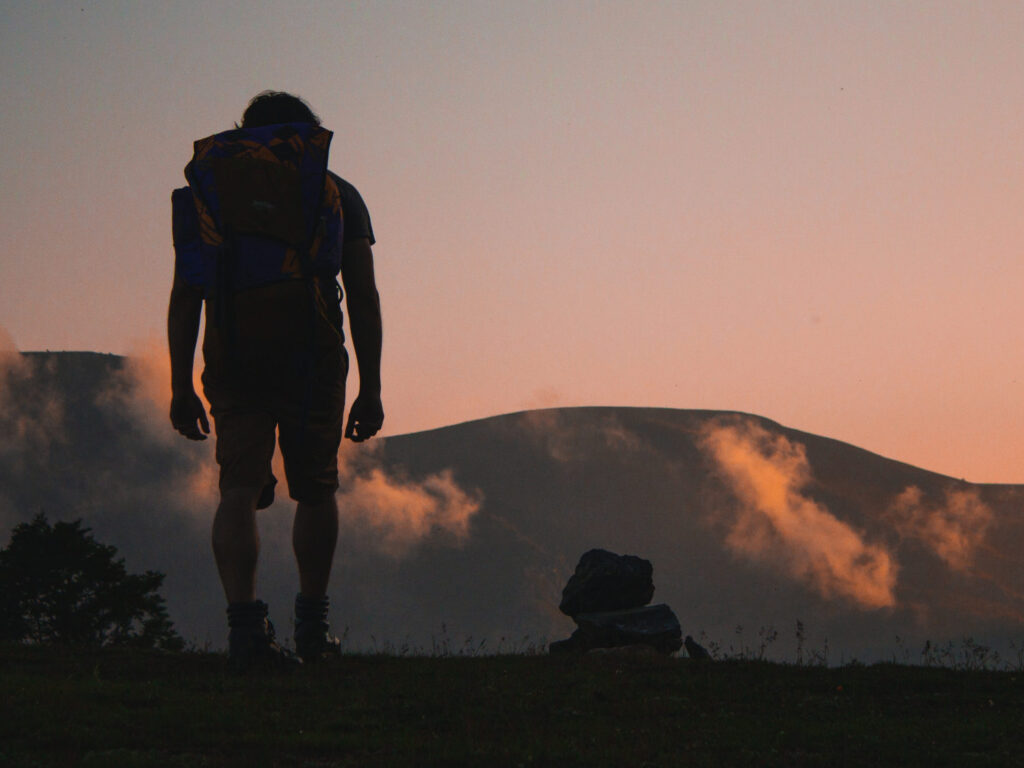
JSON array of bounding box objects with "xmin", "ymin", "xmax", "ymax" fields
[{"xmin": 2, "ymin": 643, "xmax": 1022, "ymax": 767}]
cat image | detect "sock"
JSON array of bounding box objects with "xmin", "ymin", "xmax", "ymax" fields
[
  {"xmin": 295, "ymin": 593, "xmax": 329, "ymax": 628},
  {"xmin": 227, "ymin": 600, "xmax": 269, "ymax": 634}
]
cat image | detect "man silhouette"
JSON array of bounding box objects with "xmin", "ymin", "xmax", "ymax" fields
[{"xmin": 167, "ymin": 91, "xmax": 383, "ymax": 669}]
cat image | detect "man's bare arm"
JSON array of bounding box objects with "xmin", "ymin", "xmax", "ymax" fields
[
  {"xmin": 167, "ymin": 273, "xmax": 210, "ymax": 440},
  {"xmin": 340, "ymin": 237, "xmax": 384, "ymax": 442}
]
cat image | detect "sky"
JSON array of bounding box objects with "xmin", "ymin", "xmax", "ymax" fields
[{"xmin": 1, "ymin": 1, "xmax": 1023, "ymax": 482}]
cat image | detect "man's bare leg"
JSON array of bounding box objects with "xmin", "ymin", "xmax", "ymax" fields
[
  {"xmin": 212, "ymin": 487, "xmax": 261, "ymax": 604},
  {"xmin": 293, "ymin": 495, "xmax": 339, "ymax": 598},
  {"xmin": 214, "ymin": 486, "xmax": 299, "ymax": 668},
  {"xmin": 292, "ymin": 494, "xmax": 341, "ymax": 661}
]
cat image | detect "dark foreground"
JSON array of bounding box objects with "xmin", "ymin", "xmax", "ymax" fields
[{"xmin": 2, "ymin": 645, "xmax": 1023, "ymax": 767}]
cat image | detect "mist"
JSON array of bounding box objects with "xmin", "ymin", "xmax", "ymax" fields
[
  {"xmin": 3, "ymin": 351, "xmax": 1024, "ymax": 661},
  {"xmin": 699, "ymin": 418, "xmax": 898, "ymax": 609},
  {"xmin": 0, "ymin": 340, "xmax": 487, "ymax": 649}
]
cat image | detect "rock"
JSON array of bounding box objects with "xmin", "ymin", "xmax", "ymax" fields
[
  {"xmin": 585, "ymin": 645, "xmax": 662, "ymax": 659},
  {"xmin": 550, "ymin": 549, "xmax": 684, "ymax": 656},
  {"xmin": 558, "ymin": 549, "xmax": 655, "ymax": 617},
  {"xmin": 549, "ymin": 604, "xmax": 683, "ymax": 655},
  {"xmin": 548, "ymin": 631, "xmax": 589, "ymax": 655},
  {"xmin": 684, "ymin": 635, "xmax": 711, "ymax": 660}
]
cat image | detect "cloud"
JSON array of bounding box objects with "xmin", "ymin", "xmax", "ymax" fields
[
  {"xmin": 520, "ymin": 387, "xmax": 563, "ymax": 410},
  {"xmin": 112, "ymin": 336, "xmax": 485, "ymax": 555},
  {"xmin": 337, "ymin": 467, "xmax": 481, "ymax": 558},
  {"xmin": 517, "ymin": 408, "xmax": 647, "ymax": 463},
  {"xmin": 96, "ymin": 337, "xmax": 218, "ymax": 520},
  {"xmin": 109, "ymin": 336, "xmax": 209, "ymax": 449},
  {"xmin": 4, "ymin": 334, "xmax": 483, "ymax": 559},
  {"xmin": 0, "ymin": 325, "xmax": 21, "ymax": 356},
  {"xmin": 699, "ymin": 418, "xmax": 898, "ymax": 609},
  {"xmin": 0, "ymin": 333, "xmax": 64, "ymax": 470},
  {"xmin": 887, "ymin": 486, "xmax": 993, "ymax": 572}
]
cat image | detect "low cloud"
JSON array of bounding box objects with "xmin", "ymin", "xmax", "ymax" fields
[
  {"xmin": 114, "ymin": 337, "xmax": 482, "ymax": 555},
  {"xmin": 0, "ymin": 362, "xmax": 63, "ymax": 460},
  {"xmin": 337, "ymin": 467, "xmax": 481, "ymax": 558},
  {"xmin": 887, "ymin": 486, "xmax": 993, "ymax": 572},
  {"xmin": 102, "ymin": 337, "xmax": 218, "ymax": 519},
  {"xmin": 518, "ymin": 408, "xmax": 647, "ymax": 463},
  {"xmin": 2, "ymin": 335, "xmax": 483, "ymax": 559},
  {"xmin": 109, "ymin": 337, "xmax": 209, "ymax": 449},
  {"xmin": 520, "ymin": 387, "xmax": 563, "ymax": 410},
  {"xmin": 0, "ymin": 325, "xmax": 22, "ymax": 358},
  {"xmin": 699, "ymin": 418, "xmax": 898, "ymax": 609},
  {"xmin": 0, "ymin": 331, "xmax": 65, "ymax": 472}
]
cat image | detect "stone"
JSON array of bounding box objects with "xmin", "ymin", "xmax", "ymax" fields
[
  {"xmin": 585, "ymin": 645, "xmax": 662, "ymax": 659},
  {"xmin": 548, "ymin": 632, "xmax": 588, "ymax": 655},
  {"xmin": 558, "ymin": 548, "xmax": 655, "ymax": 617},
  {"xmin": 684, "ymin": 635, "xmax": 711, "ymax": 660},
  {"xmin": 549, "ymin": 604, "xmax": 683, "ymax": 655}
]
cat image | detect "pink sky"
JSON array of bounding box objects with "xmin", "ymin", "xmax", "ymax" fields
[{"xmin": 2, "ymin": 2, "xmax": 1022, "ymax": 482}]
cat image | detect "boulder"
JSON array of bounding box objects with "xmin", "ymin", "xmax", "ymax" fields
[
  {"xmin": 549, "ymin": 604, "xmax": 683, "ymax": 655},
  {"xmin": 558, "ymin": 548, "xmax": 655, "ymax": 617},
  {"xmin": 684, "ymin": 635, "xmax": 711, "ymax": 660}
]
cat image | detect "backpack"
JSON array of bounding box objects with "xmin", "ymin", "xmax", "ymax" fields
[{"xmin": 172, "ymin": 122, "xmax": 343, "ymax": 297}]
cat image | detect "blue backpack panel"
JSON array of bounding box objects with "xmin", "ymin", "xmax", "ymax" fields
[{"xmin": 173, "ymin": 122, "xmax": 342, "ymax": 296}]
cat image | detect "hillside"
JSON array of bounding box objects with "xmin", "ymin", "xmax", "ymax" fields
[{"xmin": 2, "ymin": 352, "xmax": 1023, "ymax": 661}]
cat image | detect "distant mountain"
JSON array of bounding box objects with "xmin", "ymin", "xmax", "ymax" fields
[{"xmin": 3, "ymin": 352, "xmax": 1023, "ymax": 662}]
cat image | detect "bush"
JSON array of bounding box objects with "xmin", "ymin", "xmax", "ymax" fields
[{"xmin": 0, "ymin": 513, "xmax": 183, "ymax": 650}]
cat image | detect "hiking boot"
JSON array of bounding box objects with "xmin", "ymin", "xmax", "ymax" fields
[
  {"xmin": 294, "ymin": 593, "xmax": 343, "ymax": 663},
  {"xmin": 294, "ymin": 621, "xmax": 342, "ymax": 663},
  {"xmin": 227, "ymin": 601, "xmax": 302, "ymax": 673}
]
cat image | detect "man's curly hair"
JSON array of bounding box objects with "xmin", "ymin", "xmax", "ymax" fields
[{"xmin": 240, "ymin": 91, "xmax": 321, "ymax": 128}]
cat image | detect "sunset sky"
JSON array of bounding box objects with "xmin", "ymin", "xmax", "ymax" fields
[{"xmin": 2, "ymin": 1, "xmax": 1022, "ymax": 482}]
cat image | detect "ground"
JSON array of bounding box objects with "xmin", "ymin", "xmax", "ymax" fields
[{"xmin": 3, "ymin": 644, "xmax": 1024, "ymax": 766}]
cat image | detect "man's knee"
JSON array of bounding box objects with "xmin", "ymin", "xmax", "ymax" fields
[
  {"xmin": 296, "ymin": 492, "xmax": 338, "ymax": 516},
  {"xmin": 289, "ymin": 476, "xmax": 339, "ymax": 507},
  {"xmin": 218, "ymin": 486, "xmax": 263, "ymax": 515}
]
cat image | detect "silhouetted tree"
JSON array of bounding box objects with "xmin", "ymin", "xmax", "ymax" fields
[{"xmin": 0, "ymin": 513, "xmax": 183, "ymax": 650}]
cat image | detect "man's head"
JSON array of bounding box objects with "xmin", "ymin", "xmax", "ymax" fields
[{"xmin": 241, "ymin": 91, "xmax": 321, "ymax": 128}]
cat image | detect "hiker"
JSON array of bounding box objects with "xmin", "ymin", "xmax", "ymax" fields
[{"xmin": 167, "ymin": 91, "xmax": 383, "ymax": 670}]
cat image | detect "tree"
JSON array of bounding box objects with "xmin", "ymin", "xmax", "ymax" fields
[{"xmin": 0, "ymin": 513, "xmax": 183, "ymax": 650}]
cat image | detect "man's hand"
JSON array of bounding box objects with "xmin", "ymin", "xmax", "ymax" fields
[
  {"xmin": 170, "ymin": 390, "xmax": 211, "ymax": 441},
  {"xmin": 345, "ymin": 393, "xmax": 384, "ymax": 443},
  {"xmin": 340, "ymin": 237, "xmax": 383, "ymax": 443},
  {"xmin": 167, "ymin": 272, "xmax": 206, "ymax": 440}
]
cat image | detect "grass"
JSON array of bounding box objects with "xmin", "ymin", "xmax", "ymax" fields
[{"xmin": 3, "ymin": 642, "xmax": 1024, "ymax": 767}]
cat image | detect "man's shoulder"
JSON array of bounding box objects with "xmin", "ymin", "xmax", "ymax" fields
[
  {"xmin": 327, "ymin": 171, "xmax": 375, "ymax": 245},
  {"xmin": 327, "ymin": 171, "xmax": 362, "ymax": 200}
]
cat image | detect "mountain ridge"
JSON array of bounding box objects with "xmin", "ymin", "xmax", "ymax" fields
[
  {"xmin": 3, "ymin": 350, "xmax": 1023, "ymax": 660},
  {"xmin": 10, "ymin": 351, "xmax": 1007, "ymax": 486}
]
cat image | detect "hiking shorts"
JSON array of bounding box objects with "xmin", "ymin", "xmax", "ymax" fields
[{"xmin": 200, "ymin": 281, "xmax": 348, "ymax": 507}]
